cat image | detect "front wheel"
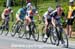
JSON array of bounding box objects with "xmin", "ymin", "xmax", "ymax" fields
[
  {"xmin": 11, "ymin": 24, "xmax": 17, "ymax": 37},
  {"xmin": 50, "ymin": 28, "xmax": 59, "ymax": 45},
  {"xmin": 61, "ymin": 29, "xmax": 68, "ymax": 48},
  {"xmin": 42, "ymin": 26, "xmax": 48, "ymax": 43},
  {"xmin": 32, "ymin": 27, "xmax": 39, "ymax": 41}
]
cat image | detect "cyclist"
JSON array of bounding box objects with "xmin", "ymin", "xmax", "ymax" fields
[
  {"xmin": 16, "ymin": 7, "xmax": 27, "ymax": 24},
  {"xmin": 1, "ymin": 7, "xmax": 13, "ymax": 30},
  {"xmin": 67, "ymin": 0, "xmax": 75, "ymax": 38},
  {"xmin": 43, "ymin": 7, "xmax": 54, "ymax": 39},
  {"xmin": 25, "ymin": 6, "xmax": 40, "ymax": 31},
  {"xmin": 51, "ymin": 4, "xmax": 65, "ymax": 44},
  {"xmin": 51, "ymin": 5, "xmax": 65, "ymax": 27}
]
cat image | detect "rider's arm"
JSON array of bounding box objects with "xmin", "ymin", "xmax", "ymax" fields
[
  {"xmin": 1, "ymin": 9, "xmax": 6, "ymax": 20},
  {"xmin": 1, "ymin": 12, "xmax": 5, "ymax": 20},
  {"xmin": 45, "ymin": 17, "xmax": 48, "ymax": 25},
  {"xmin": 51, "ymin": 17, "xmax": 55, "ymax": 27}
]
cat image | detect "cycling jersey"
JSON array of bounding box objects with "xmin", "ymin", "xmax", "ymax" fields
[
  {"xmin": 50, "ymin": 9, "xmax": 65, "ymax": 20},
  {"xmin": 3, "ymin": 8, "xmax": 13, "ymax": 16},
  {"xmin": 67, "ymin": 6, "xmax": 75, "ymax": 19},
  {"xmin": 1, "ymin": 8, "xmax": 13, "ymax": 20},
  {"xmin": 50, "ymin": 9, "xmax": 65, "ymax": 25},
  {"xmin": 43, "ymin": 11, "xmax": 52, "ymax": 19},
  {"xmin": 16, "ymin": 8, "xmax": 26, "ymax": 20}
]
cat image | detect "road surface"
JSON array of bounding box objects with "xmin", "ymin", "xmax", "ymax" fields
[{"xmin": 0, "ymin": 33, "xmax": 75, "ymax": 49}]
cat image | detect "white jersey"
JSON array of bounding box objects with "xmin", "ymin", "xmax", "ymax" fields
[
  {"xmin": 43, "ymin": 11, "xmax": 51, "ymax": 19},
  {"xmin": 50, "ymin": 9, "xmax": 57, "ymax": 15},
  {"xmin": 43, "ymin": 11, "xmax": 48, "ymax": 18}
]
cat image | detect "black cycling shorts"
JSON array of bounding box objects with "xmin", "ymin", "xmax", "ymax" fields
[
  {"xmin": 47, "ymin": 19, "xmax": 51, "ymax": 24},
  {"xmin": 67, "ymin": 19, "xmax": 74, "ymax": 25}
]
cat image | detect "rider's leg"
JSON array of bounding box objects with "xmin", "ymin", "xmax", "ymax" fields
[
  {"xmin": 6, "ymin": 19, "xmax": 9, "ymax": 31},
  {"xmin": 56, "ymin": 19, "xmax": 63, "ymax": 41},
  {"xmin": 25, "ymin": 16, "xmax": 31, "ymax": 31},
  {"xmin": 44, "ymin": 19, "xmax": 48, "ymax": 38},
  {"xmin": 69, "ymin": 18, "xmax": 74, "ymax": 38},
  {"xmin": 25, "ymin": 16, "xmax": 31, "ymax": 25},
  {"xmin": 0, "ymin": 19, "xmax": 5, "ymax": 29},
  {"xmin": 69, "ymin": 25, "xmax": 72, "ymax": 38},
  {"xmin": 67, "ymin": 19, "xmax": 73, "ymax": 38}
]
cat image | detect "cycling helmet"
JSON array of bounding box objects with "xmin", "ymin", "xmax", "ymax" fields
[
  {"xmin": 56, "ymin": 5, "xmax": 63, "ymax": 12},
  {"xmin": 27, "ymin": 3, "xmax": 32, "ymax": 7},
  {"xmin": 56, "ymin": 4, "xmax": 61, "ymax": 8},
  {"xmin": 48, "ymin": 7, "xmax": 53, "ymax": 12}
]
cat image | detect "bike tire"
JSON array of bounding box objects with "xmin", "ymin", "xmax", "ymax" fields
[
  {"xmin": 32, "ymin": 26, "xmax": 39, "ymax": 41},
  {"xmin": 61, "ymin": 29, "xmax": 69, "ymax": 48},
  {"xmin": 11, "ymin": 24, "xmax": 17, "ymax": 37},
  {"xmin": 42, "ymin": 26, "xmax": 48, "ymax": 43}
]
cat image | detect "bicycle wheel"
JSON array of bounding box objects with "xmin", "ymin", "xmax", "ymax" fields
[
  {"xmin": 0, "ymin": 25, "xmax": 4, "ymax": 35},
  {"xmin": 0, "ymin": 25, "xmax": 8, "ymax": 35},
  {"xmin": 18, "ymin": 24, "xmax": 27, "ymax": 38},
  {"xmin": 42, "ymin": 26, "xmax": 48, "ymax": 43},
  {"xmin": 61, "ymin": 29, "xmax": 68, "ymax": 48},
  {"xmin": 4, "ymin": 30, "xmax": 9, "ymax": 36},
  {"xmin": 32, "ymin": 25, "xmax": 39, "ymax": 41},
  {"xmin": 0, "ymin": 27, "xmax": 4, "ymax": 35},
  {"xmin": 50, "ymin": 27, "xmax": 59, "ymax": 45},
  {"xmin": 25, "ymin": 31, "xmax": 31, "ymax": 40},
  {"xmin": 24, "ymin": 25, "xmax": 31, "ymax": 40},
  {"xmin": 11, "ymin": 24, "xmax": 17, "ymax": 37},
  {"xmin": 4, "ymin": 25, "xmax": 9, "ymax": 36},
  {"xmin": 18, "ymin": 25, "xmax": 25, "ymax": 38}
]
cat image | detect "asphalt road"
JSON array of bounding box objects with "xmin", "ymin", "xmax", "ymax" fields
[{"xmin": 0, "ymin": 33, "xmax": 75, "ymax": 49}]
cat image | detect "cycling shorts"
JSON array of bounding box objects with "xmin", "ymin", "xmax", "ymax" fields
[
  {"xmin": 47, "ymin": 19, "xmax": 51, "ymax": 24},
  {"xmin": 67, "ymin": 18, "xmax": 74, "ymax": 25}
]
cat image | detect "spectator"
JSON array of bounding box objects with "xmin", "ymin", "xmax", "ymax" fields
[{"xmin": 67, "ymin": 0, "xmax": 75, "ymax": 38}]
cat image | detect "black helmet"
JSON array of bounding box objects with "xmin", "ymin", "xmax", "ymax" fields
[{"xmin": 56, "ymin": 4, "xmax": 61, "ymax": 8}]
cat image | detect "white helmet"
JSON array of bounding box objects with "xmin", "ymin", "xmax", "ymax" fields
[
  {"xmin": 48, "ymin": 7, "xmax": 53, "ymax": 12},
  {"xmin": 27, "ymin": 3, "xmax": 32, "ymax": 7},
  {"xmin": 69, "ymin": 0, "xmax": 74, "ymax": 2}
]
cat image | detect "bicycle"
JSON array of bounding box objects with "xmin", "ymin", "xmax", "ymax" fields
[
  {"xmin": 20, "ymin": 20, "xmax": 39, "ymax": 41},
  {"xmin": 0, "ymin": 17, "xmax": 9, "ymax": 36},
  {"xmin": 42, "ymin": 23, "xmax": 58, "ymax": 45},
  {"xmin": 54, "ymin": 20, "xmax": 69, "ymax": 48},
  {"xmin": 11, "ymin": 20, "xmax": 25, "ymax": 37}
]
